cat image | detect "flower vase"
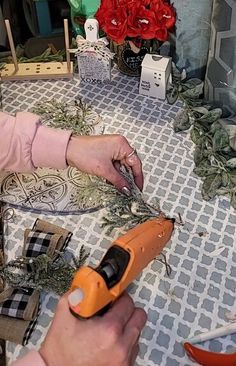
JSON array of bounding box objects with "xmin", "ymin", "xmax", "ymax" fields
[{"xmin": 110, "ymin": 39, "xmax": 151, "ymax": 77}]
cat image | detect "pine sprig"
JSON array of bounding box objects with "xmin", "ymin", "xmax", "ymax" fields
[
  {"xmin": 32, "ymin": 99, "xmax": 102, "ymax": 135},
  {"xmin": 101, "ymin": 170, "xmax": 163, "ymax": 234},
  {"xmin": 71, "ymin": 246, "xmax": 90, "ymax": 269},
  {"xmin": 0, "ymin": 247, "xmax": 89, "ymax": 295},
  {"xmin": 73, "ymin": 174, "xmax": 118, "ymax": 210}
]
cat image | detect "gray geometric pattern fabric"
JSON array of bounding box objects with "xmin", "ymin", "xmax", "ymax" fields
[
  {"xmin": 0, "ymin": 166, "xmax": 104, "ymax": 214},
  {"xmin": 0, "ymin": 110, "xmax": 104, "ymax": 213},
  {"xmin": 205, "ymin": 0, "xmax": 236, "ymax": 115},
  {"xmin": 2, "ymin": 69, "xmax": 236, "ymax": 366},
  {"xmin": 172, "ymin": 0, "xmax": 213, "ymax": 79}
]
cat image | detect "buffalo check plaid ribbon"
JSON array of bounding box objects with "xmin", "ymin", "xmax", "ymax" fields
[
  {"xmin": 0, "ymin": 288, "xmax": 36, "ymax": 319},
  {"xmin": 0, "ymin": 219, "xmax": 72, "ymax": 344},
  {"xmin": 25, "ymin": 231, "xmax": 55, "ymax": 257}
]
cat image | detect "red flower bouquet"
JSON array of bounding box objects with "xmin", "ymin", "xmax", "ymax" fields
[{"xmin": 96, "ymin": 0, "xmax": 176, "ymax": 45}]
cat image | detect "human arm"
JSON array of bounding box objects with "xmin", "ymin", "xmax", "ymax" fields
[
  {"xmin": 11, "ymin": 292, "xmax": 147, "ymax": 366},
  {"xmin": 0, "ymin": 111, "xmax": 143, "ymax": 192},
  {"xmin": 0, "ymin": 111, "xmax": 71, "ymax": 172}
]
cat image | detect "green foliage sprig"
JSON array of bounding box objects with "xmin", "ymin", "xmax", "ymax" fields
[
  {"xmin": 101, "ymin": 170, "xmax": 163, "ymax": 234},
  {"xmin": 168, "ymin": 64, "xmax": 236, "ymax": 209},
  {"xmin": 0, "ymin": 247, "xmax": 89, "ymax": 295},
  {"xmin": 32, "ymin": 99, "xmax": 102, "ymax": 135},
  {"xmin": 0, "ymin": 47, "xmax": 65, "ymax": 65},
  {"xmin": 18, "ymin": 48, "xmax": 64, "ymax": 63}
]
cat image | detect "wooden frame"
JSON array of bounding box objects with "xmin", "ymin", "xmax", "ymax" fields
[{"xmin": 1, "ymin": 19, "xmax": 73, "ymax": 81}]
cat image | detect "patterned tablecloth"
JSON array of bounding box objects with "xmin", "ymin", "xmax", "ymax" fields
[{"xmin": 1, "ymin": 69, "xmax": 236, "ymax": 366}]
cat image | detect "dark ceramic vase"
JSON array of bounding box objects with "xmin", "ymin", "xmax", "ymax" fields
[{"xmin": 110, "ymin": 39, "xmax": 152, "ymax": 76}]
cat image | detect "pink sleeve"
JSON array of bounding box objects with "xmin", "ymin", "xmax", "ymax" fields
[
  {"xmin": 10, "ymin": 351, "xmax": 46, "ymax": 366},
  {"xmin": 0, "ymin": 111, "xmax": 72, "ymax": 172}
]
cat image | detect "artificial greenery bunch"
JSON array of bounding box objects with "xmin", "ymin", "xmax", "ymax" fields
[
  {"xmin": 0, "ymin": 47, "xmax": 65, "ymax": 65},
  {"xmin": 167, "ymin": 64, "xmax": 236, "ymax": 210},
  {"xmin": 100, "ymin": 168, "xmax": 163, "ymax": 234},
  {"xmin": 0, "ymin": 247, "xmax": 89, "ymax": 295},
  {"xmin": 32, "ymin": 98, "xmax": 102, "ymax": 135}
]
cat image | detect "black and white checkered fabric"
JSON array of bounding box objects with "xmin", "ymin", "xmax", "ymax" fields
[
  {"xmin": 23, "ymin": 304, "xmax": 41, "ymax": 346},
  {"xmin": 25, "ymin": 230, "xmax": 54, "ymax": 257},
  {"xmin": 0, "ymin": 288, "xmax": 34, "ymax": 319}
]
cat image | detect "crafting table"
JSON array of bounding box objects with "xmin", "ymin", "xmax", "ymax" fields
[{"xmin": 1, "ymin": 69, "xmax": 236, "ymax": 366}]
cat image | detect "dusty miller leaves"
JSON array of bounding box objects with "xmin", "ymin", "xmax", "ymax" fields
[
  {"xmin": 170, "ymin": 64, "xmax": 236, "ymax": 209},
  {"xmin": 173, "ymin": 109, "xmax": 190, "ymax": 132}
]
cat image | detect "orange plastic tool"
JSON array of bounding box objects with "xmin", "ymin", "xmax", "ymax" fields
[
  {"xmin": 69, "ymin": 217, "xmax": 174, "ymax": 318},
  {"xmin": 184, "ymin": 342, "xmax": 236, "ymax": 366}
]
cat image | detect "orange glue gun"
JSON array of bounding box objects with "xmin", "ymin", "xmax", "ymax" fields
[{"xmin": 68, "ymin": 217, "xmax": 174, "ymax": 318}]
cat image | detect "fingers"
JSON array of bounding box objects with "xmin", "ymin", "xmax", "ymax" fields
[
  {"xmin": 123, "ymin": 307, "xmax": 147, "ymax": 348},
  {"xmin": 103, "ymin": 293, "xmax": 135, "ymax": 329},
  {"xmin": 110, "ymin": 154, "xmax": 143, "ymax": 193},
  {"xmin": 112, "ymin": 136, "xmax": 144, "ymax": 192},
  {"xmin": 105, "ymin": 163, "xmax": 132, "ymax": 193},
  {"xmin": 113, "ymin": 160, "xmax": 121, "ymax": 173},
  {"xmin": 130, "ymin": 343, "xmax": 140, "ymax": 365},
  {"xmin": 125, "ymin": 154, "xmax": 144, "ymax": 191}
]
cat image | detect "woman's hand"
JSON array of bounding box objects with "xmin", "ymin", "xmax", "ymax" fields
[
  {"xmin": 66, "ymin": 134, "xmax": 144, "ymax": 194},
  {"xmin": 39, "ymin": 292, "xmax": 147, "ymax": 366}
]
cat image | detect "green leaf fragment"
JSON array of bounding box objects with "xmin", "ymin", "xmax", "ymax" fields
[
  {"xmin": 190, "ymin": 128, "xmax": 201, "ymax": 144},
  {"xmin": 231, "ymin": 193, "xmax": 236, "ymax": 210},
  {"xmin": 229, "ymin": 171, "xmax": 236, "ymax": 185},
  {"xmin": 166, "ymin": 84, "xmax": 179, "ymax": 105},
  {"xmin": 191, "ymin": 106, "xmax": 210, "ymax": 115},
  {"xmin": 194, "ymin": 146, "xmax": 206, "ymax": 165},
  {"xmin": 226, "ymin": 158, "xmax": 236, "ymax": 169},
  {"xmin": 213, "ymin": 129, "xmax": 229, "ymax": 152},
  {"xmin": 193, "ymin": 163, "xmax": 218, "ymax": 177},
  {"xmin": 181, "ymin": 80, "xmax": 204, "ymax": 99},
  {"xmin": 197, "ymin": 109, "xmax": 222, "ymax": 125},
  {"xmin": 202, "ymin": 174, "xmax": 222, "ymax": 200},
  {"xmin": 173, "ymin": 109, "xmax": 190, "ymax": 132},
  {"xmin": 222, "ymin": 172, "xmax": 230, "ymax": 187}
]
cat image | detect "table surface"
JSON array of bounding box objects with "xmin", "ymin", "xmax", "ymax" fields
[{"xmin": 1, "ymin": 69, "xmax": 236, "ymax": 366}]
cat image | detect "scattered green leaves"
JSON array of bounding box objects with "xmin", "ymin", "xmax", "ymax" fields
[
  {"xmin": 170, "ymin": 65, "xmax": 236, "ymax": 210},
  {"xmin": 167, "ymin": 63, "xmax": 203, "ymax": 106}
]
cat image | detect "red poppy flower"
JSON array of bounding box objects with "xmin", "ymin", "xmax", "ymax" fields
[
  {"xmin": 154, "ymin": 2, "xmax": 176, "ymax": 29},
  {"xmin": 96, "ymin": 0, "xmax": 115, "ymax": 28},
  {"xmin": 102, "ymin": 7, "xmax": 128, "ymax": 44},
  {"xmin": 155, "ymin": 26, "xmax": 168, "ymax": 41},
  {"xmin": 127, "ymin": 5, "xmax": 157, "ymax": 39},
  {"xmin": 96, "ymin": 0, "xmax": 176, "ymax": 43}
]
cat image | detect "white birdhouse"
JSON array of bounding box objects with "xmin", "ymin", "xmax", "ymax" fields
[{"xmin": 139, "ymin": 54, "xmax": 172, "ymax": 100}]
